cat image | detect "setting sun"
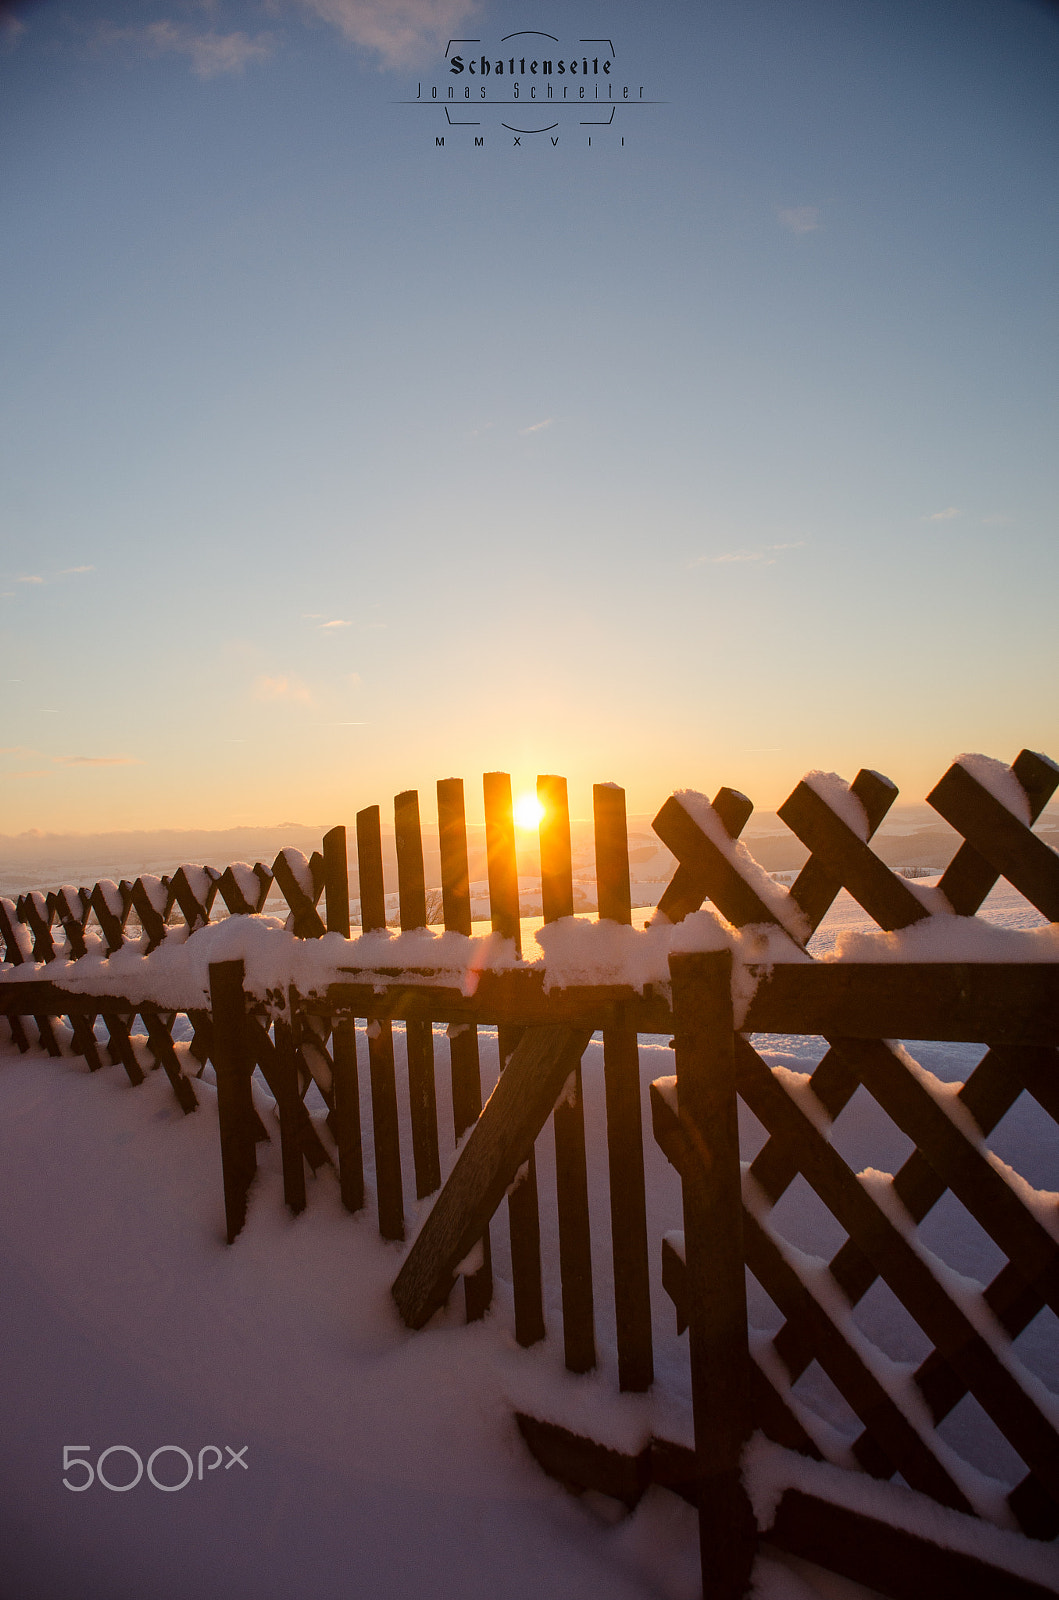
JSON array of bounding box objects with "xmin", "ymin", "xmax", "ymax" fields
[{"xmin": 513, "ymin": 794, "xmax": 546, "ymax": 831}]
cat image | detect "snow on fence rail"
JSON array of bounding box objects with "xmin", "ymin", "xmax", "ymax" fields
[{"xmin": 2, "ymin": 752, "xmax": 1059, "ymax": 1600}]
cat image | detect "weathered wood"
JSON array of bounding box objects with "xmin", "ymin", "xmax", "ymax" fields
[
  {"xmin": 437, "ymin": 777, "xmax": 491, "ymax": 1321},
  {"xmin": 216, "ymin": 862, "xmax": 272, "ymax": 917},
  {"xmin": 788, "ymin": 768, "xmax": 898, "ymax": 934},
  {"xmin": 743, "ymin": 963, "xmax": 1059, "ymax": 1044},
  {"xmin": 515, "ymin": 1413, "xmax": 650, "ymax": 1508},
  {"xmin": 653, "ymin": 788, "xmax": 760, "ymax": 927},
  {"xmin": 734, "ymin": 1036, "xmax": 1059, "ymax": 1527},
  {"xmin": 538, "ymin": 773, "xmax": 574, "ymax": 923},
  {"xmin": 103, "ymin": 1012, "xmax": 145, "ymax": 1085},
  {"xmin": 484, "ymin": 772, "xmax": 544, "ymax": 1346},
  {"xmin": 668, "ymin": 949, "xmax": 757, "ymax": 1600},
  {"xmin": 332, "ymin": 1017, "xmax": 364, "ymax": 1213},
  {"xmin": 929, "ymin": 759, "xmax": 1059, "ymax": 922},
  {"xmin": 391, "ymin": 1024, "xmax": 592, "ymax": 1331},
  {"xmin": 318, "ymin": 832, "xmax": 364, "ymax": 1209},
  {"xmin": 517, "ymin": 1409, "xmax": 1059, "ymax": 1600},
  {"xmin": 394, "ymin": 790, "xmax": 428, "ymax": 930},
  {"xmin": 0, "ymin": 897, "xmax": 26, "ymax": 965},
  {"xmin": 323, "ymin": 825, "xmax": 351, "ymax": 936},
  {"xmin": 128, "ymin": 877, "xmax": 169, "ymax": 951},
  {"xmin": 142, "ymin": 1009, "xmax": 198, "ymax": 1114},
  {"xmin": 938, "ymin": 750, "xmax": 1057, "ymax": 915},
  {"xmin": 396, "ymin": 789, "xmax": 441, "ymax": 1200},
  {"xmin": 357, "ymin": 805, "xmax": 404, "ymax": 1239},
  {"xmin": 765, "ymin": 1489, "xmax": 1059, "ymax": 1600},
  {"xmin": 539, "ymin": 774, "xmax": 595, "ymax": 1375},
  {"xmin": 271, "ymin": 851, "xmax": 326, "ymax": 938},
  {"xmin": 593, "ymin": 782, "xmax": 633, "ymax": 926},
  {"xmin": 438, "ymin": 778, "xmax": 473, "ymax": 937},
  {"xmin": 659, "ymin": 1238, "xmax": 823, "ymax": 1459},
  {"xmin": 778, "ymin": 780, "xmax": 929, "ymax": 932},
  {"xmin": 244, "ymin": 1016, "xmax": 329, "ymax": 1170},
  {"xmin": 18, "ymin": 892, "xmax": 56, "ymax": 962},
  {"xmin": 271, "ymin": 1021, "xmax": 308, "ymax": 1214},
  {"xmin": 208, "ymin": 960, "xmax": 258, "ymax": 1244},
  {"xmin": 50, "ymin": 886, "xmax": 89, "ymax": 959},
  {"xmin": 483, "ymin": 771, "xmax": 522, "ymax": 952},
  {"xmin": 594, "ymin": 781, "xmax": 652, "ymax": 1391},
  {"xmin": 321, "ymin": 971, "xmax": 674, "ymax": 1032},
  {"xmin": 653, "ymin": 1078, "xmax": 972, "ymax": 1510}
]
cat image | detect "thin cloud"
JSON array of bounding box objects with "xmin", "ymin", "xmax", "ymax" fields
[
  {"xmin": 296, "ymin": 0, "xmax": 480, "ymax": 69},
  {"xmin": 928, "ymin": 506, "xmax": 962, "ymax": 522},
  {"xmin": 52, "ymin": 754, "xmax": 141, "ymax": 767},
  {"xmin": 97, "ymin": 19, "xmax": 275, "ymax": 78},
  {"xmin": 254, "ymin": 674, "xmax": 314, "ymax": 705},
  {"xmin": 16, "ymin": 574, "xmax": 43, "ymax": 584},
  {"xmin": 779, "ymin": 206, "xmax": 821, "ymax": 234},
  {"xmin": 519, "ymin": 418, "xmax": 553, "ymax": 435},
  {"xmin": 58, "ymin": 564, "xmax": 95, "ymax": 575},
  {"xmin": 692, "ymin": 540, "xmax": 805, "ymax": 568},
  {"xmin": 319, "ymin": 618, "xmax": 353, "ymax": 629}
]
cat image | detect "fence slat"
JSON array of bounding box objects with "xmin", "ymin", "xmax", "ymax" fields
[
  {"xmin": 539, "ymin": 773, "xmax": 595, "ymax": 1375},
  {"xmin": 594, "ymin": 781, "xmax": 653, "ymax": 1392},
  {"xmin": 484, "ymin": 771, "xmax": 544, "ymax": 1347},
  {"xmin": 777, "ymin": 779, "xmax": 929, "ymax": 932},
  {"xmin": 395, "ymin": 789, "xmax": 441, "ymax": 1200},
  {"xmin": 391, "ymin": 1024, "xmax": 593, "ymax": 1331},
  {"xmin": 735, "ymin": 1035, "xmax": 1059, "ymax": 1530},
  {"xmin": 929, "ymin": 760, "xmax": 1059, "ymax": 922},
  {"xmin": 788, "ymin": 768, "xmax": 898, "ymax": 933},
  {"xmin": 938, "ymin": 750, "xmax": 1058, "ymax": 915},
  {"xmin": 356, "ymin": 806, "xmax": 404, "ymax": 1241},
  {"xmin": 668, "ymin": 949, "xmax": 757, "ymax": 1600},
  {"xmin": 653, "ymin": 787, "xmax": 754, "ymax": 925},
  {"xmin": 322, "ymin": 824, "xmax": 364, "ymax": 1213},
  {"xmin": 437, "ymin": 776, "xmax": 492, "ymax": 1322},
  {"xmin": 208, "ymin": 959, "xmax": 259, "ymax": 1244}
]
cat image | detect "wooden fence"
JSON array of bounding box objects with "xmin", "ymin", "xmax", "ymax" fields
[{"xmin": 2, "ymin": 752, "xmax": 1058, "ymax": 1599}]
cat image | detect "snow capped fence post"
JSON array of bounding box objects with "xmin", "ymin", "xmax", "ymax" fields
[
  {"xmin": 668, "ymin": 948, "xmax": 757, "ymax": 1600},
  {"xmin": 323, "ymin": 824, "xmax": 364, "ymax": 1216},
  {"xmin": 356, "ymin": 805, "xmax": 404, "ymax": 1242},
  {"xmin": 594, "ymin": 781, "xmax": 653, "ymax": 1392},
  {"xmin": 484, "ymin": 770, "xmax": 545, "ymax": 1347},
  {"xmin": 437, "ymin": 776, "xmax": 492, "ymax": 1323},
  {"xmin": 395, "ymin": 790, "xmax": 441, "ymax": 1200},
  {"xmin": 208, "ymin": 959, "xmax": 259, "ymax": 1245},
  {"xmin": 538, "ymin": 773, "xmax": 595, "ymax": 1376}
]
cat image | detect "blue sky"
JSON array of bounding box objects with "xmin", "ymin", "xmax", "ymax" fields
[{"xmin": 2, "ymin": 0, "xmax": 1057, "ymax": 832}]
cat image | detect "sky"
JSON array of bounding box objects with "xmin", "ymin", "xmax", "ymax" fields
[{"xmin": 2, "ymin": 0, "xmax": 1057, "ymax": 836}]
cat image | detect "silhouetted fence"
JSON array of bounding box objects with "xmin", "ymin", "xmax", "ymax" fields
[{"xmin": 2, "ymin": 750, "xmax": 1058, "ymax": 1599}]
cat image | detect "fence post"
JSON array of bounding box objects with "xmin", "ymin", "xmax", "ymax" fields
[
  {"xmin": 356, "ymin": 805, "xmax": 404, "ymax": 1241},
  {"xmin": 437, "ymin": 776, "xmax": 493, "ymax": 1322},
  {"xmin": 395, "ymin": 789, "xmax": 441, "ymax": 1199},
  {"xmin": 595, "ymin": 781, "xmax": 653, "ymax": 1392},
  {"xmin": 209, "ymin": 959, "xmax": 259, "ymax": 1245},
  {"xmin": 485, "ymin": 770, "xmax": 544, "ymax": 1347},
  {"xmin": 669, "ymin": 948, "xmax": 757, "ymax": 1600},
  {"xmin": 323, "ymin": 824, "xmax": 364, "ymax": 1214},
  {"xmin": 539, "ymin": 772, "xmax": 595, "ymax": 1375}
]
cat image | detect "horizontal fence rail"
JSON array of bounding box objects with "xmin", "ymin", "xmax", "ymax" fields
[{"xmin": 3, "ymin": 748, "xmax": 1058, "ymax": 1600}]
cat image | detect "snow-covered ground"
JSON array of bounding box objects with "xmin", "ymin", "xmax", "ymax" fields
[{"xmin": 0, "ymin": 879, "xmax": 1055, "ymax": 1599}]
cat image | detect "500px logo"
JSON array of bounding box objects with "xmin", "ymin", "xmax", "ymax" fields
[{"xmin": 62, "ymin": 1444, "xmax": 248, "ymax": 1492}]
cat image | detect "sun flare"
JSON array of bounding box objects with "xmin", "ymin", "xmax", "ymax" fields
[{"xmin": 513, "ymin": 794, "xmax": 546, "ymax": 831}]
